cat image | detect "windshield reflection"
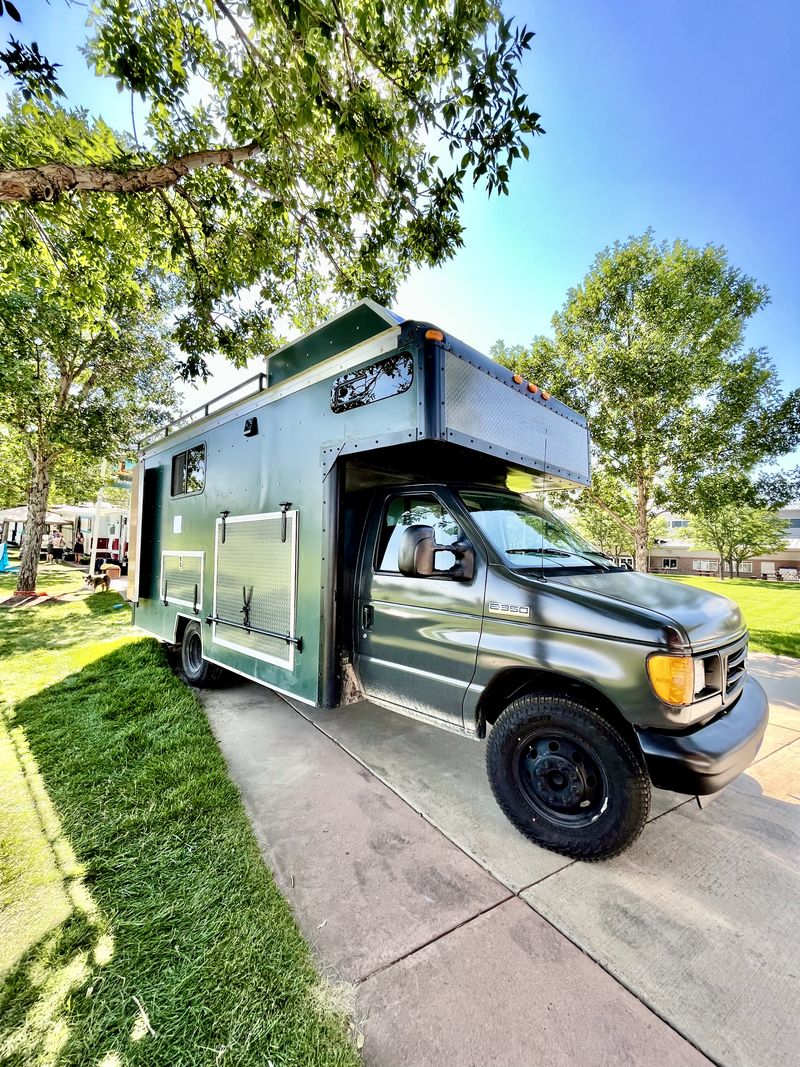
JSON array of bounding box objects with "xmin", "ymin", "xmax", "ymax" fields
[{"xmin": 459, "ymin": 490, "xmax": 617, "ymax": 571}]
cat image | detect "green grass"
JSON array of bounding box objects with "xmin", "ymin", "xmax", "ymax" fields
[
  {"xmin": 0, "ymin": 558, "xmax": 86, "ymax": 599},
  {"xmin": 668, "ymin": 576, "xmax": 800, "ymax": 659},
  {"xmin": 0, "ymin": 594, "xmax": 359, "ymax": 1066}
]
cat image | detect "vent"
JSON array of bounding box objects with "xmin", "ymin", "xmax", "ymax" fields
[
  {"xmin": 160, "ymin": 551, "xmax": 203, "ymax": 611},
  {"xmin": 211, "ymin": 512, "xmax": 299, "ymax": 669},
  {"xmin": 723, "ymin": 638, "xmax": 748, "ymax": 702}
]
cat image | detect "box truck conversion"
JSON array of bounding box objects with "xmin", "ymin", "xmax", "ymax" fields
[{"xmin": 129, "ymin": 300, "xmax": 768, "ymax": 859}]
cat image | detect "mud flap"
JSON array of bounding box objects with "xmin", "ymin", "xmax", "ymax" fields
[{"xmin": 696, "ymin": 790, "xmax": 722, "ymax": 810}]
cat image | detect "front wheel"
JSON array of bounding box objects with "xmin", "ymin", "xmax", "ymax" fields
[
  {"xmin": 180, "ymin": 621, "xmax": 223, "ymax": 687},
  {"xmin": 486, "ymin": 693, "xmax": 650, "ymax": 861}
]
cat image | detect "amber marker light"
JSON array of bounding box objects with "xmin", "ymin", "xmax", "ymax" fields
[
  {"xmin": 541, "ymin": 389, "xmax": 551, "ymax": 400},
  {"xmin": 646, "ymin": 654, "xmax": 694, "ymax": 706},
  {"xmin": 512, "ymin": 373, "xmax": 523, "ymax": 384},
  {"xmin": 425, "ymin": 328, "xmax": 445, "ymax": 341},
  {"xmin": 527, "ymin": 382, "xmax": 539, "ymax": 393}
]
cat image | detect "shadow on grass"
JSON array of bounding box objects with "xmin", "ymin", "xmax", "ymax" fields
[
  {"xmin": 0, "ymin": 594, "xmax": 131, "ymax": 660},
  {"xmin": 748, "ymin": 630, "xmax": 800, "ymax": 659},
  {"xmin": 0, "ymin": 640, "xmax": 358, "ymax": 1067}
]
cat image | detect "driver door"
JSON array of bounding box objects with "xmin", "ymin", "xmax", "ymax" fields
[{"xmin": 355, "ymin": 491, "xmax": 486, "ymax": 727}]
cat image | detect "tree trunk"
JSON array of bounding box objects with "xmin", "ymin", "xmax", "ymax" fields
[
  {"xmin": 634, "ymin": 476, "xmax": 649, "ymax": 573},
  {"xmin": 16, "ymin": 449, "xmax": 51, "ymax": 593},
  {"xmin": 718, "ymin": 553, "xmax": 725, "ymax": 579}
]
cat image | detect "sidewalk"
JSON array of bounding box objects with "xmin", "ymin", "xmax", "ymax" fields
[{"xmin": 201, "ymin": 684, "xmax": 712, "ymax": 1066}]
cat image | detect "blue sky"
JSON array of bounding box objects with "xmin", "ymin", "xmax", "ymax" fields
[{"xmin": 10, "ymin": 0, "xmax": 800, "ymax": 443}]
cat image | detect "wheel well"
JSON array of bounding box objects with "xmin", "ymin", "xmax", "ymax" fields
[
  {"xmin": 173, "ymin": 614, "xmax": 195, "ymax": 646},
  {"xmin": 476, "ymin": 668, "xmax": 637, "ymax": 747}
]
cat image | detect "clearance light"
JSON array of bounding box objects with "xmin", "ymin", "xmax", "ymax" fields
[
  {"xmin": 527, "ymin": 382, "xmax": 539, "ymax": 394},
  {"xmin": 541, "ymin": 389, "xmax": 551, "ymax": 400},
  {"xmin": 647, "ymin": 654, "xmax": 694, "ymax": 706},
  {"xmin": 512, "ymin": 373, "xmax": 524, "ymax": 384},
  {"xmin": 425, "ymin": 328, "xmax": 445, "ymax": 342}
]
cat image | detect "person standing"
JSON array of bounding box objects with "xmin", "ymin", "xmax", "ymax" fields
[
  {"xmin": 74, "ymin": 529, "xmax": 85, "ymax": 560},
  {"xmin": 51, "ymin": 528, "xmax": 66, "ymax": 563}
]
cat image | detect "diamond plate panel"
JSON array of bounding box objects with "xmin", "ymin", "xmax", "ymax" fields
[
  {"xmin": 161, "ymin": 551, "xmax": 203, "ymax": 608},
  {"xmin": 444, "ymin": 354, "xmax": 590, "ymax": 482},
  {"xmin": 213, "ymin": 513, "xmax": 297, "ymax": 668}
]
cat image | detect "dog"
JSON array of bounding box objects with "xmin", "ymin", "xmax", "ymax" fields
[{"xmin": 84, "ymin": 573, "xmax": 111, "ymax": 593}]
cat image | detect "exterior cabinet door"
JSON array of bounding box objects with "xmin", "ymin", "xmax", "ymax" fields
[{"xmin": 356, "ymin": 492, "xmax": 485, "ymax": 727}]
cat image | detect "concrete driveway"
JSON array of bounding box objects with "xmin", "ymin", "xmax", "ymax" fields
[{"xmin": 202, "ymin": 651, "xmax": 799, "ymax": 1067}]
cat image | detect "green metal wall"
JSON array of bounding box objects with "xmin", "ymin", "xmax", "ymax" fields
[{"xmin": 134, "ymin": 342, "xmax": 423, "ymax": 705}]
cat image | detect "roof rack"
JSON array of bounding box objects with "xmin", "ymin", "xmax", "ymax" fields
[{"xmin": 140, "ymin": 372, "xmax": 267, "ymax": 448}]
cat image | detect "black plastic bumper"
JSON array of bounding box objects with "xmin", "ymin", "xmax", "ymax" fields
[{"xmin": 636, "ymin": 676, "xmax": 769, "ymax": 796}]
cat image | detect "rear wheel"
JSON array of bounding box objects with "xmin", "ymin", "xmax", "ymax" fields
[
  {"xmin": 486, "ymin": 692, "xmax": 650, "ymax": 860},
  {"xmin": 181, "ymin": 621, "xmax": 223, "ymax": 687}
]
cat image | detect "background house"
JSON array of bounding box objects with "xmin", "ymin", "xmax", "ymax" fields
[{"xmin": 648, "ymin": 506, "xmax": 800, "ymax": 579}]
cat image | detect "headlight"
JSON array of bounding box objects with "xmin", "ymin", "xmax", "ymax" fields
[
  {"xmin": 647, "ymin": 654, "xmax": 694, "ymax": 706},
  {"xmin": 693, "ymin": 657, "xmax": 706, "ymax": 696}
]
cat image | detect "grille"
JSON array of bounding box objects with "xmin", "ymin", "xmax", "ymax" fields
[
  {"xmin": 723, "ymin": 638, "xmax": 748, "ymax": 701},
  {"xmin": 161, "ymin": 551, "xmax": 203, "ymax": 609},
  {"xmin": 212, "ymin": 512, "xmax": 298, "ymax": 669},
  {"xmin": 443, "ymin": 354, "xmax": 590, "ymax": 483}
]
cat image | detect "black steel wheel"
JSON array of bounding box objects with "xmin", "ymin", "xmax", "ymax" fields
[
  {"xmin": 180, "ymin": 621, "xmax": 223, "ymax": 687},
  {"xmin": 486, "ymin": 692, "xmax": 650, "ymax": 860}
]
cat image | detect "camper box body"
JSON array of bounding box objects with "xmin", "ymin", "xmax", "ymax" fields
[{"xmin": 130, "ymin": 301, "xmax": 590, "ymax": 710}]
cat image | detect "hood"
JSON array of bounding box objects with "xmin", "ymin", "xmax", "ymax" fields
[{"xmin": 553, "ymin": 571, "xmax": 745, "ymax": 650}]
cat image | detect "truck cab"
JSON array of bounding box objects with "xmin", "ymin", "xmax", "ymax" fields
[{"xmin": 342, "ymin": 476, "xmax": 767, "ymax": 859}]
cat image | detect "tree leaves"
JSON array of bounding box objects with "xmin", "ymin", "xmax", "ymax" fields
[
  {"xmin": 1, "ymin": 1, "xmax": 544, "ymax": 367},
  {"xmin": 493, "ymin": 232, "xmax": 800, "ymax": 569}
]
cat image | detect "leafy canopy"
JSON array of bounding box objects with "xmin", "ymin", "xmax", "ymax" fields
[
  {"xmin": 1, "ymin": 0, "xmax": 543, "ymax": 376},
  {"xmin": 492, "ymin": 232, "xmax": 800, "ymax": 568},
  {"xmin": 688, "ymin": 506, "xmax": 788, "ymax": 573}
]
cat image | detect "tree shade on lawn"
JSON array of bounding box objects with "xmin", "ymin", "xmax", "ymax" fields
[
  {"xmin": 667, "ymin": 576, "xmax": 800, "ymax": 660},
  {"xmin": 0, "ymin": 594, "xmax": 359, "ymax": 1066}
]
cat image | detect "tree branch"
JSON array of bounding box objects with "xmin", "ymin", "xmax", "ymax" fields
[
  {"xmin": 583, "ymin": 489, "xmax": 638, "ymax": 538},
  {"xmin": 0, "ymin": 142, "xmax": 260, "ymax": 203}
]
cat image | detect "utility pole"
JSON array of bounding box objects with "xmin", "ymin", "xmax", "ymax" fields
[{"xmin": 88, "ymin": 459, "xmax": 107, "ymax": 575}]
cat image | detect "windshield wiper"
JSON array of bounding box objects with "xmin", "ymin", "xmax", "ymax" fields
[
  {"xmin": 506, "ymin": 548, "xmax": 572, "ymax": 556},
  {"xmin": 508, "ymin": 547, "xmax": 613, "ymax": 571}
]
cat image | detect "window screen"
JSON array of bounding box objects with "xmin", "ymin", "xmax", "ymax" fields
[
  {"xmin": 376, "ymin": 495, "xmax": 459, "ymax": 573},
  {"xmin": 171, "ymin": 444, "xmax": 205, "ymax": 496}
]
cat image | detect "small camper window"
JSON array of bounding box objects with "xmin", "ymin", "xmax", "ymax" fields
[
  {"xmin": 330, "ymin": 352, "xmax": 413, "ymax": 413},
  {"xmin": 171, "ymin": 444, "xmax": 206, "ymax": 496}
]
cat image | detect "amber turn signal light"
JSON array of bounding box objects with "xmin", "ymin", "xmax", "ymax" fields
[
  {"xmin": 646, "ymin": 654, "xmax": 694, "ymax": 706},
  {"xmin": 425, "ymin": 328, "xmax": 445, "ymax": 342}
]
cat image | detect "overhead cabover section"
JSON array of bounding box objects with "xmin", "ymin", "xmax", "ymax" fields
[{"xmin": 406, "ymin": 323, "xmax": 590, "ymax": 488}]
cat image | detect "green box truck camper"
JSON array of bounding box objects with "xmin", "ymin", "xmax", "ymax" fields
[{"xmin": 129, "ymin": 301, "xmax": 768, "ymax": 859}]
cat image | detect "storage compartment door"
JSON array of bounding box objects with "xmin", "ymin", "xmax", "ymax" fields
[
  {"xmin": 160, "ymin": 551, "xmax": 204, "ymax": 611},
  {"xmin": 212, "ymin": 512, "xmax": 300, "ymax": 669}
]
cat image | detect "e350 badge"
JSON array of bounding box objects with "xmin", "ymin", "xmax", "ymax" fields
[{"xmin": 488, "ymin": 601, "xmax": 531, "ymax": 618}]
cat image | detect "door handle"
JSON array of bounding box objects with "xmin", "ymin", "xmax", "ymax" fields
[{"xmin": 361, "ymin": 604, "xmax": 374, "ymax": 632}]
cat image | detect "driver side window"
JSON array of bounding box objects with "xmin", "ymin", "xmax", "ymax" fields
[{"xmin": 376, "ymin": 495, "xmax": 459, "ymax": 573}]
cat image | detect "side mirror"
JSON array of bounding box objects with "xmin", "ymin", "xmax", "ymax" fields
[{"xmin": 397, "ymin": 525, "xmax": 475, "ymax": 582}]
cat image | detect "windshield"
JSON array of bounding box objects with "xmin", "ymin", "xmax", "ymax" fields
[{"xmin": 459, "ymin": 490, "xmax": 616, "ymax": 572}]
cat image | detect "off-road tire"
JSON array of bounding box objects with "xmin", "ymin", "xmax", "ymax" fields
[
  {"xmin": 486, "ymin": 692, "xmax": 650, "ymax": 861},
  {"xmin": 180, "ymin": 621, "xmax": 224, "ymax": 687}
]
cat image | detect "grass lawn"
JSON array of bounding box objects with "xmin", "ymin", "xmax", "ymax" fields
[
  {"xmin": 0, "ymin": 559, "xmax": 87, "ymax": 599},
  {"xmin": 667, "ymin": 576, "xmax": 800, "ymax": 659},
  {"xmin": 0, "ymin": 593, "xmax": 359, "ymax": 1067}
]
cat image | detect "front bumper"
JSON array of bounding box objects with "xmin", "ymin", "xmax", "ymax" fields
[{"xmin": 636, "ymin": 676, "xmax": 769, "ymax": 795}]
